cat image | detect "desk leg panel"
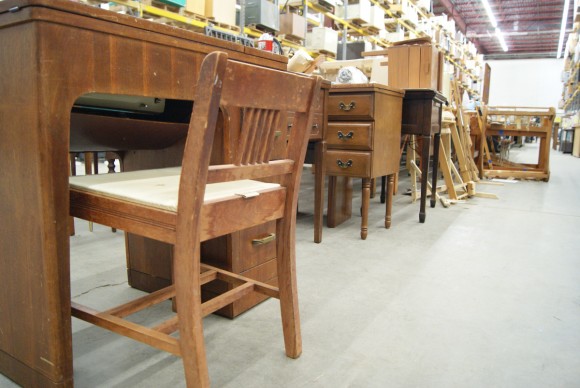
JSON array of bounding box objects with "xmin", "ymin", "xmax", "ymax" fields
[
  {"xmin": 313, "ymin": 141, "xmax": 326, "ymax": 243},
  {"xmin": 0, "ymin": 23, "xmax": 74, "ymax": 384}
]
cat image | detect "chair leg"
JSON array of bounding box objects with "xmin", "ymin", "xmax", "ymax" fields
[
  {"xmin": 174, "ymin": 245, "xmax": 210, "ymax": 387},
  {"xmin": 276, "ymin": 217, "xmax": 302, "ymax": 359}
]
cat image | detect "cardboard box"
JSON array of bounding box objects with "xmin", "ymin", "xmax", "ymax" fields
[
  {"xmin": 388, "ymin": 43, "xmax": 442, "ymax": 90},
  {"xmin": 244, "ymin": 0, "xmax": 280, "ymax": 32},
  {"xmin": 306, "ymin": 27, "xmax": 338, "ymax": 55},
  {"xmin": 370, "ymin": 5, "xmax": 385, "ymax": 30},
  {"xmin": 205, "ymin": 0, "xmax": 236, "ymax": 26},
  {"xmin": 279, "ymin": 11, "xmax": 307, "ymax": 39},
  {"xmin": 158, "ymin": 0, "xmax": 185, "ymax": 6},
  {"xmin": 185, "ymin": 0, "xmax": 204, "ymax": 15},
  {"xmin": 336, "ymin": 0, "xmax": 371, "ymax": 24}
]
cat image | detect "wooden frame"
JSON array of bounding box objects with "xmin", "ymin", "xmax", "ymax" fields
[{"xmin": 480, "ymin": 106, "xmax": 555, "ymax": 181}]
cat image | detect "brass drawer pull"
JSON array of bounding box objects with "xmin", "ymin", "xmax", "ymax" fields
[
  {"xmin": 338, "ymin": 101, "xmax": 356, "ymax": 111},
  {"xmin": 312, "ymin": 123, "xmax": 319, "ymax": 129},
  {"xmin": 336, "ymin": 159, "xmax": 353, "ymax": 169},
  {"xmin": 252, "ymin": 233, "xmax": 276, "ymax": 245},
  {"xmin": 337, "ymin": 131, "xmax": 354, "ymax": 140}
]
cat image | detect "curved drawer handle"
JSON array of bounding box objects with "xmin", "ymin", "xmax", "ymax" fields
[
  {"xmin": 336, "ymin": 159, "xmax": 353, "ymax": 169},
  {"xmin": 337, "ymin": 131, "xmax": 354, "ymax": 140},
  {"xmin": 252, "ymin": 233, "xmax": 276, "ymax": 245},
  {"xmin": 338, "ymin": 101, "xmax": 356, "ymax": 111},
  {"xmin": 312, "ymin": 123, "xmax": 319, "ymax": 129}
]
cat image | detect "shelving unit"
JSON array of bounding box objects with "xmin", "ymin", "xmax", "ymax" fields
[
  {"xmin": 79, "ymin": 0, "xmax": 484, "ymax": 99},
  {"xmin": 560, "ymin": 16, "xmax": 580, "ymax": 156}
]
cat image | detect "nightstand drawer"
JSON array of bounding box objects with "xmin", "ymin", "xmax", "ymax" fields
[
  {"xmin": 328, "ymin": 93, "xmax": 373, "ymax": 120},
  {"xmin": 326, "ymin": 122, "xmax": 373, "ymax": 150},
  {"xmin": 324, "ymin": 150, "xmax": 371, "ymax": 177}
]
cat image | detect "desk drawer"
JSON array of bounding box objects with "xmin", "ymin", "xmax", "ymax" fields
[
  {"xmin": 288, "ymin": 112, "xmax": 324, "ymax": 140},
  {"xmin": 201, "ymin": 221, "xmax": 276, "ymax": 273},
  {"xmin": 324, "ymin": 150, "xmax": 371, "ymax": 177},
  {"xmin": 328, "ymin": 94, "xmax": 373, "ymax": 120},
  {"xmin": 310, "ymin": 113, "xmax": 323, "ymax": 139},
  {"xmin": 326, "ymin": 122, "xmax": 372, "ymax": 150}
]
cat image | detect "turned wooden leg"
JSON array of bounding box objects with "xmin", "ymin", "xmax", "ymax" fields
[
  {"xmin": 361, "ymin": 178, "xmax": 370, "ymax": 239},
  {"xmin": 313, "ymin": 141, "xmax": 325, "ymax": 243},
  {"xmin": 385, "ymin": 174, "xmax": 394, "ymax": 229},
  {"xmin": 431, "ymin": 133, "xmax": 441, "ymax": 208},
  {"xmin": 419, "ymin": 135, "xmax": 431, "ymax": 223}
]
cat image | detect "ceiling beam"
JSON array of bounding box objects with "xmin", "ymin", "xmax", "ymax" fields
[
  {"xmin": 434, "ymin": 0, "xmax": 467, "ymax": 33},
  {"xmin": 466, "ymin": 29, "xmax": 571, "ymax": 38}
]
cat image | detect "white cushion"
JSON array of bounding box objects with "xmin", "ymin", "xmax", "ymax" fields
[{"xmin": 69, "ymin": 167, "xmax": 280, "ymax": 212}]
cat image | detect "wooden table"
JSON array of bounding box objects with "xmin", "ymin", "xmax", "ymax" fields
[
  {"xmin": 401, "ymin": 89, "xmax": 446, "ymax": 223},
  {"xmin": 481, "ymin": 106, "xmax": 555, "ymax": 181},
  {"xmin": 319, "ymin": 84, "xmax": 404, "ymax": 240},
  {"xmin": 0, "ymin": 1, "xmax": 289, "ymax": 386}
]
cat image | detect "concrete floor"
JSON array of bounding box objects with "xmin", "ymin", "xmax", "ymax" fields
[{"xmin": 2, "ymin": 144, "xmax": 579, "ymax": 387}]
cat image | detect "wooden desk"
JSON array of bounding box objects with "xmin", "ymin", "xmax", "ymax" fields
[
  {"xmin": 0, "ymin": 1, "xmax": 288, "ymax": 386},
  {"xmin": 401, "ymin": 89, "xmax": 446, "ymax": 223},
  {"xmin": 482, "ymin": 106, "xmax": 554, "ymax": 180},
  {"xmin": 319, "ymin": 84, "xmax": 404, "ymax": 240}
]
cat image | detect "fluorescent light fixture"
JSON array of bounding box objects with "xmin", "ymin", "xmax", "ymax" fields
[
  {"xmin": 557, "ymin": 0, "xmax": 571, "ymax": 58},
  {"xmin": 481, "ymin": 0, "xmax": 498, "ymax": 28},
  {"xmin": 495, "ymin": 28, "xmax": 508, "ymax": 52},
  {"xmin": 481, "ymin": 1, "xmax": 508, "ymax": 52}
]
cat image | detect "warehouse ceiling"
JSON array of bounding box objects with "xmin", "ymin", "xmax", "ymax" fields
[{"xmin": 432, "ymin": 0, "xmax": 575, "ymax": 60}]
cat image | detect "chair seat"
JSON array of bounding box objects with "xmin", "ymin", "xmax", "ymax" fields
[{"xmin": 69, "ymin": 167, "xmax": 280, "ymax": 211}]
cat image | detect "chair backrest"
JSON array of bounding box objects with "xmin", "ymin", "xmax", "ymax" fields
[
  {"xmin": 175, "ymin": 51, "xmax": 320, "ymax": 245},
  {"xmin": 204, "ymin": 60, "xmax": 321, "ymax": 184}
]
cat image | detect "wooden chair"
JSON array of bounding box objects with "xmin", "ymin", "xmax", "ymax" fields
[{"xmin": 69, "ymin": 51, "xmax": 320, "ymax": 387}]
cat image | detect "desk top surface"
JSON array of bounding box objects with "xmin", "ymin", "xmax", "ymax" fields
[
  {"xmin": 0, "ymin": 0, "xmax": 286, "ymax": 69},
  {"xmin": 329, "ymin": 83, "xmax": 405, "ymax": 97}
]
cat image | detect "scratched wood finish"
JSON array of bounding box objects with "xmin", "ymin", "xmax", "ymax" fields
[
  {"xmin": 69, "ymin": 53, "xmax": 320, "ymax": 386},
  {"xmin": 322, "ymin": 84, "xmax": 404, "ymax": 240},
  {"xmin": 0, "ymin": 1, "xmax": 286, "ymax": 386}
]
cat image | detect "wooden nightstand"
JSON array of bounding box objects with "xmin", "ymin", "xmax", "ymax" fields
[{"xmin": 322, "ymin": 84, "xmax": 404, "ymax": 240}]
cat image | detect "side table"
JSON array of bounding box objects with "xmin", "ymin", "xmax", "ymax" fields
[
  {"xmin": 322, "ymin": 84, "xmax": 404, "ymax": 240},
  {"xmin": 400, "ymin": 89, "xmax": 446, "ymax": 223}
]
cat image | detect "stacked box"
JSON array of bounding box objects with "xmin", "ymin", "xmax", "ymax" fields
[
  {"xmin": 244, "ymin": 0, "xmax": 280, "ymax": 32},
  {"xmin": 185, "ymin": 0, "xmax": 204, "ymax": 15},
  {"xmin": 205, "ymin": 0, "xmax": 236, "ymax": 26},
  {"xmin": 370, "ymin": 5, "xmax": 385, "ymax": 30},
  {"xmin": 159, "ymin": 0, "xmax": 185, "ymax": 6},
  {"xmin": 401, "ymin": 0, "xmax": 418, "ymax": 25},
  {"xmin": 279, "ymin": 11, "xmax": 307, "ymax": 39},
  {"xmin": 386, "ymin": 30, "xmax": 405, "ymax": 42},
  {"xmin": 336, "ymin": 0, "xmax": 372, "ymax": 24},
  {"xmin": 387, "ymin": 43, "xmax": 443, "ymax": 90},
  {"xmin": 306, "ymin": 27, "xmax": 338, "ymax": 55}
]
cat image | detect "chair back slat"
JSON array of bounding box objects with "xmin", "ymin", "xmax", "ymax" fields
[
  {"xmin": 242, "ymin": 108, "xmax": 262, "ymax": 165},
  {"xmin": 235, "ymin": 107, "xmax": 256, "ymax": 166},
  {"xmin": 235, "ymin": 107, "xmax": 283, "ymax": 166},
  {"xmin": 260, "ymin": 110, "xmax": 280, "ymax": 163}
]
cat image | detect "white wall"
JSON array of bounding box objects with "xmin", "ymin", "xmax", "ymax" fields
[{"xmin": 485, "ymin": 58, "xmax": 564, "ymax": 108}]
